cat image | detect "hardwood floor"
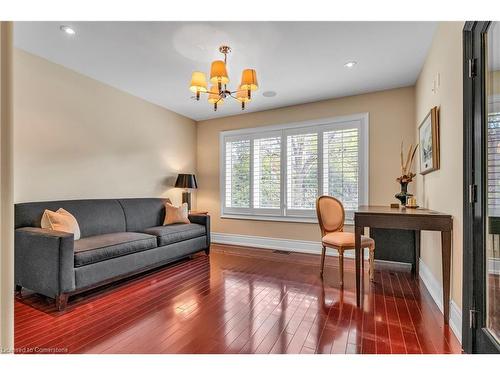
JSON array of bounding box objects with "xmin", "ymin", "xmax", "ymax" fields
[
  {"xmin": 488, "ymin": 273, "xmax": 500, "ymax": 340},
  {"xmin": 14, "ymin": 244, "xmax": 461, "ymax": 354}
]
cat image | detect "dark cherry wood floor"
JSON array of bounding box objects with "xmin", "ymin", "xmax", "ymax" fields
[
  {"xmin": 14, "ymin": 244, "xmax": 461, "ymax": 354},
  {"xmin": 489, "ymin": 273, "xmax": 500, "ymax": 340}
]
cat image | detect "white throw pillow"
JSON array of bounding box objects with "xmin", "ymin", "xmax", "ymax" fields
[{"xmin": 41, "ymin": 208, "xmax": 81, "ymax": 240}]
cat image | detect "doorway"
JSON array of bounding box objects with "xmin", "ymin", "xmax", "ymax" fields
[{"xmin": 463, "ymin": 21, "xmax": 500, "ymax": 354}]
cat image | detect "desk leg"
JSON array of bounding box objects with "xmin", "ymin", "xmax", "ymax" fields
[
  {"xmin": 414, "ymin": 230, "xmax": 421, "ymax": 278},
  {"xmin": 355, "ymin": 224, "xmax": 363, "ymax": 307},
  {"xmin": 441, "ymin": 230, "xmax": 452, "ymax": 324}
]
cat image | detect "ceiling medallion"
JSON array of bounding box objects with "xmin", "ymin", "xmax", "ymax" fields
[{"xmin": 189, "ymin": 45, "xmax": 258, "ymax": 111}]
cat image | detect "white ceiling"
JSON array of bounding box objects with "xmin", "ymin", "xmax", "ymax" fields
[{"xmin": 14, "ymin": 21, "xmax": 437, "ymax": 121}]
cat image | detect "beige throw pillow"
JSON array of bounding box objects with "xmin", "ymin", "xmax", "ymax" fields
[
  {"xmin": 41, "ymin": 208, "xmax": 81, "ymax": 240},
  {"xmin": 164, "ymin": 202, "xmax": 190, "ymax": 225}
]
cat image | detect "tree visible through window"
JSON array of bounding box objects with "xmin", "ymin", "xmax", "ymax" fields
[
  {"xmin": 225, "ymin": 139, "xmax": 250, "ymax": 208},
  {"xmin": 287, "ymin": 133, "xmax": 318, "ymax": 209},
  {"xmin": 254, "ymin": 137, "xmax": 281, "ymax": 209},
  {"xmin": 221, "ymin": 115, "xmax": 368, "ymax": 220},
  {"xmin": 324, "ymin": 128, "xmax": 359, "ymax": 212}
]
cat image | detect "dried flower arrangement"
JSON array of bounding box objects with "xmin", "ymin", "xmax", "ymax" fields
[{"xmin": 397, "ymin": 141, "xmax": 419, "ymax": 184}]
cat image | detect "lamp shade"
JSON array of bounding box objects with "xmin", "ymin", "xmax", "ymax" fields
[
  {"xmin": 189, "ymin": 71, "xmax": 208, "ymax": 93},
  {"xmin": 240, "ymin": 69, "xmax": 258, "ymax": 91},
  {"xmin": 208, "ymin": 86, "xmax": 223, "ymax": 104},
  {"xmin": 236, "ymin": 86, "xmax": 251, "ymax": 102},
  {"xmin": 175, "ymin": 174, "xmax": 198, "ymax": 189},
  {"xmin": 209, "ymin": 60, "xmax": 229, "ymax": 84}
]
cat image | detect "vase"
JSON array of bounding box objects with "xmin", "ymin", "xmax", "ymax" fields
[{"xmin": 395, "ymin": 181, "xmax": 413, "ymax": 206}]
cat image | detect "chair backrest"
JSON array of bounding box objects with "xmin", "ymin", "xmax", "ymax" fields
[{"xmin": 316, "ymin": 195, "xmax": 345, "ymax": 235}]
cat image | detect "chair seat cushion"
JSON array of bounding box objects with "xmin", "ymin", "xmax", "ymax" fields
[
  {"xmin": 142, "ymin": 223, "xmax": 206, "ymax": 247},
  {"xmin": 74, "ymin": 232, "xmax": 157, "ymax": 267},
  {"xmin": 322, "ymin": 231, "xmax": 375, "ymax": 249}
]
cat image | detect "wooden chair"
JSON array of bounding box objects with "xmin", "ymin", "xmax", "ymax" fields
[{"xmin": 316, "ymin": 195, "xmax": 375, "ymax": 286}]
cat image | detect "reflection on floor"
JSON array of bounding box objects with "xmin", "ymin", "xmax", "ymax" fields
[
  {"xmin": 489, "ymin": 273, "xmax": 500, "ymax": 340},
  {"xmin": 14, "ymin": 244, "xmax": 461, "ymax": 354}
]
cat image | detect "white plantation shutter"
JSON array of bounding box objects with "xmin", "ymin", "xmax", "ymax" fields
[
  {"xmin": 488, "ymin": 112, "xmax": 500, "ymax": 216},
  {"xmin": 220, "ymin": 114, "xmax": 368, "ymax": 222},
  {"xmin": 286, "ymin": 132, "xmax": 318, "ymax": 211},
  {"xmin": 225, "ymin": 139, "xmax": 251, "ymax": 208},
  {"xmin": 254, "ymin": 136, "xmax": 281, "ymax": 209},
  {"xmin": 323, "ymin": 127, "xmax": 360, "ymax": 218}
]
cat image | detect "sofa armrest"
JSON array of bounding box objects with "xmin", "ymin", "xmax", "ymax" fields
[
  {"xmin": 189, "ymin": 214, "xmax": 211, "ymax": 248},
  {"xmin": 15, "ymin": 227, "xmax": 75, "ymax": 298}
]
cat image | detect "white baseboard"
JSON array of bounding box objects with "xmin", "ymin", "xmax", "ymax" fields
[
  {"xmin": 211, "ymin": 232, "xmax": 371, "ymax": 259},
  {"xmin": 418, "ymin": 258, "xmax": 462, "ymax": 343}
]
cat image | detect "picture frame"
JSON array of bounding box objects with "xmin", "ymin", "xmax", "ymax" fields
[{"xmin": 418, "ymin": 106, "xmax": 440, "ymax": 175}]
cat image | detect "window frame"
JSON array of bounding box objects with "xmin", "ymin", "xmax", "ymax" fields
[{"xmin": 219, "ymin": 113, "xmax": 369, "ymax": 223}]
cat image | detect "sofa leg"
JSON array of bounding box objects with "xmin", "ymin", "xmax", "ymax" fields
[
  {"xmin": 204, "ymin": 247, "xmax": 210, "ymax": 256},
  {"xmin": 15, "ymin": 285, "xmax": 22, "ymax": 296},
  {"xmin": 55, "ymin": 294, "xmax": 68, "ymax": 311}
]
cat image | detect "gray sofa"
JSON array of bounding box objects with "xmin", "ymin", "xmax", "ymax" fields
[{"xmin": 14, "ymin": 198, "xmax": 210, "ymax": 310}]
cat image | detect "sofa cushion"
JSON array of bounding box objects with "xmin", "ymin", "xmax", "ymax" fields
[
  {"xmin": 142, "ymin": 223, "xmax": 206, "ymax": 247},
  {"xmin": 74, "ymin": 232, "xmax": 157, "ymax": 267},
  {"xmin": 118, "ymin": 198, "xmax": 170, "ymax": 232},
  {"xmin": 15, "ymin": 199, "xmax": 126, "ymax": 238}
]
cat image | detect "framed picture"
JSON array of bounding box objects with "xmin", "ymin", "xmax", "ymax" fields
[{"xmin": 418, "ymin": 106, "xmax": 440, "ymax": 175}]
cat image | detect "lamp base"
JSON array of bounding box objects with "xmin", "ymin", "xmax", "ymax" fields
[{"xmin": 182, "ymin": 191, "xmax": 192, "ymax": 211}]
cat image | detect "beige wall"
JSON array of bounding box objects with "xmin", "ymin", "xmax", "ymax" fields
[
  {"xmin": 197, "ymin": 86, "xmax": 415, "ymax": 241},
  {"xmin": 13, "ymin": 49, "xmax": 197, "ymax": 205},
  {"xmin": 415, "ymin": 22, "xmax": 464, "ymax": 308}
]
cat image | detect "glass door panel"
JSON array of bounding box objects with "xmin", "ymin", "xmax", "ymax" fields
[{"xmin": 486, "ymin": 20, "xmax": 500, "ymax": 344}]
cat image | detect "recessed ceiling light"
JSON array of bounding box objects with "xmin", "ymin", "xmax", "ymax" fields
[
  {"xmin": 344, "ymin": 61, "xmax": 357, "ymax": 68},
  {"xmin": 60, "ymin": 25, "xmax": 75, "ymax": 35},
  {"xmin": 263, "ymin": 91, "xmax": 277, "ymax": 97}
]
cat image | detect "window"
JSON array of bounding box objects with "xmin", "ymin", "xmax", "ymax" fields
[
  {"xmin": 254, "ymin": 135, "xmax": 281, "ymax": 209},
  {"xmin": 286, "ymin": 132, "xmax": 318, "ymax": 211},
  {"xmin": 323, "ymin": 127, "xmax": 360, "ymax": 215},
  {"xmin": 225, "ymin": 139, "xmax": 251, "ymax": 209},
  {"xmin": 488, "ymin": 112, "xmax": 500, "ymax": 216},
  {"xmin": 220, "ymin": 114, "xmax": 369, "ymax": 222}
]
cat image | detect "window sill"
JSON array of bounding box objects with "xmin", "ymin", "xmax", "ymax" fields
[
  {"xmin": 221, "ymin": 214, "xmax": 318, "ymax": 224},
  {"xmin": 220, "ymin": 214, "xmax": 355, "ymax": 226}
]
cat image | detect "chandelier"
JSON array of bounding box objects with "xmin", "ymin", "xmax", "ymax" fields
[{"xmin": 189, "ymin": 45, "xmax": 258, "ymax": 111}]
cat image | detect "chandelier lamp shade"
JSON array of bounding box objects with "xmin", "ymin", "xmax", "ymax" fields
[
  {"xmin": 208, "ymin": 86, "xmax": 223, "ymax": 111},
  {"xmin": 189, "ymin": 71, "xmax": 208, "ymax": 100},
  {"xmin": 240, "ymin": 69, "xmax": 258, "ymax": 98},
  {"xmin": 236, "ymin": 85, "xmax": 251, "ymax": 110},
  {"xmin": 209, "ymin": 60, "xmax": 229, "ymax": 85},
  {"xmin": 188, "ymin": 45, "xmax": 259, "ymax": 111}
]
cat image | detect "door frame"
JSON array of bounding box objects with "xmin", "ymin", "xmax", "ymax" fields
[{"xmin": 463, "ymin": 20, "xmax": 500, "ymax": 354}]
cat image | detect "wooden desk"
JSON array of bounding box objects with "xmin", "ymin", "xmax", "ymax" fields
[{"xmin": 354, "ymin": 206, "xmax": 453, "ymax": 323}]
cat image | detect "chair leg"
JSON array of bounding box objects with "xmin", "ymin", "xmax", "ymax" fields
[
  {"xmin": 339, "ymin": 250, "xmax": 344, "ymax": 287},
  {"xmin": 369, "ymin": 248, "xmax": 375, "ymax": 282},
  {"xmin": 320, "ymin": 245, "xmax": 326, "ymax": 277}
]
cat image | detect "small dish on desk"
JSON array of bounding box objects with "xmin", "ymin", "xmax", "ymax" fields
[{"xmin": 405, "ymin": 205, "xmax": 419, "ymax": 209}]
